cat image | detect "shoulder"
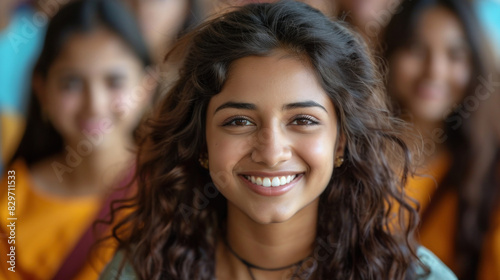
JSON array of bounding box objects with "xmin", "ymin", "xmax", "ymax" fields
[
  {"xmin": 415, "ymin": 246, "xmax": 457, "ymax": 280},
  {"xmin": 100, "ymin": 251, "xmax": 138, "ymax": 280}
]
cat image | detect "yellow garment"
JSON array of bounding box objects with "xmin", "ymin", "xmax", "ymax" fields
[
  {"xmin": 0, "ymin": 113, "xmax": 25, "ymax": 164},
  {"xmin": 0, "ymin": 160, "xmax": 118, "ymax": 280},
  {"xmin": 407, "ymin": 153, "xmax": 500, "ymax": 280}
]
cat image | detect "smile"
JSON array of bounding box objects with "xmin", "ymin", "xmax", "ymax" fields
[
  {"xmin": 239, "ymin": 173, "xmax": 303, "ymax": 196},
  {"xmin": 242, "ymin": 175, "xmax": 298, "ymax": 187}
]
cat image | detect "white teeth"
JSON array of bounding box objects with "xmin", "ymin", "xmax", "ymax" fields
[
  {"xmin": 263, "ymin": 178, "xmax": 272, "ymax": 187},
  {"xmin": 244, "ymin": 174, "xmax": 300, "ymax": 187},
  {"xmin": 271, "ymin": 177, "xmax": 280, "ymax": 187},
  {"xmin": 256, "ymin": 177, "xmax": 263, "ymax": 186},
  {"xmin": 280, "ymin": 176, "xmax": 287, "ymax": 185}
]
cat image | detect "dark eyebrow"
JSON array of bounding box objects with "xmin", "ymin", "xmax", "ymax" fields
[
  {"xmin": 214, "ymin": 102, "xmax": 257, "ymax": 115},
  {"xmin": 283, "ymin": 101, "xmax": 327, "ymax": 113}
]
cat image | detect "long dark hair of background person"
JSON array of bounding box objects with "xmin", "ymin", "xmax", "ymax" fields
[
  {"xmin": 10, "ymin": 0, "xmax": 152, "ymax": 166},
  {"xmin": 105, "ymin": 2, "xmax": 427, "ymax": 279},
  {"xmin": 384, "ymin": 0, "xmax": 500, "ymax": 278}
]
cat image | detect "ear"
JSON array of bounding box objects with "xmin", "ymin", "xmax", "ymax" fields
[{"xmin": 335, "ymin": 131, "xmax": 346, "ymax": 157}]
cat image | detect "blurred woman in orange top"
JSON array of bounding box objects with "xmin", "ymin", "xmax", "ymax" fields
[
  {"xmin": 384, "ymin": 0, "xmax": 500, "ymax": 279},
  {"xmin": 0, "ymin": 0, "xmax": 154, "ymax": 279}
]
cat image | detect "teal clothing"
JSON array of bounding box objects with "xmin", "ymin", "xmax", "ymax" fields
[
  {"xmin": 0, "ymin": 6, "xmax": 45, "ymax": 114},
  {"xmin": 0, "ymin": 6, "xmax": 46, "ymax": 173},
  {"xmin": 414, "ymin": 247, "xmax": 457, "ymax": 280},
  {"xmin": 100, "ymin": 246, "xmax": 457, "ymax": 280}
]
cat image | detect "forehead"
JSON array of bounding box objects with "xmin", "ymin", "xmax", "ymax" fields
[
  {"xmin": 49, "ymin": 29, "xmax": 138, "ymax": 73},
  {"xmin": 209, "ymin": 53, "xmax": 334, "ymax": 112},
  {"xmin": 415, "ymin": 6, "xmax": 467, "ymax": 44}
]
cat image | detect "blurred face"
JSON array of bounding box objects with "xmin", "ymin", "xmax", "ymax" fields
[
  {"xmin": 337, "ymin": 0, "xmax": 400, "ymax": 28},
  {"xmin": 123, "ymin": 0, "xmax": 188, "ymax": 58},
  {"xmin": 206, "ymin": 53, "xmax": 345, "ymax": 224},
  {"xmin": 389, "ymin": 6, "xmax": 471, "ymax": 123},
  {"xmin": 202, "ymin": 0, "xmax": 334, "ymax": 17},
  {"xmin": 37, "ymin": 29, "xmax": 149, "ymax": 149}
]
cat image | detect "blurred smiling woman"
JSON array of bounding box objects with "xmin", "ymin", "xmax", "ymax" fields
[
  {"xmin": 384, "ymin": 0, "xmax": 500, "ymax": 279},
  {"xmin": 0, "ymin": 0, "xmax": 153, "ymax": 279},
  {"xmin": 102, "ymin": 1, "xmax": 456, "ymax": 279}
]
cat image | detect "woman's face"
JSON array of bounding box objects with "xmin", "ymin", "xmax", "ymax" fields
[
  {"xmin": 389, "ymin": 6, "xmax": 471, "ymax": 123},
  {"xmin": 206, "ymin": 53, "xmax": 345, "ymax": 224},
  {"xmin": 37, "ymin": 29, "xmax": 149, "ymax": 149}
]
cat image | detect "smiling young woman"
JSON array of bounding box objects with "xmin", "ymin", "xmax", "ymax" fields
[{"xmin": 101, "ymin": 1, "xmax": 456, "ymax": 279}]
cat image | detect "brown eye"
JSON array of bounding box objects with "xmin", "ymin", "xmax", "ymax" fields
[
  {"xmin": 222, "ymin": 117, "xmax": 255, "ymax": 127},
  {"xmin": 290, "ymin": 115, "xmax": 319, "ymax": 126},
  {"xmin": 448, "ymin": 47, "xmax": 468, "ymax": 63},
  {"xmin": 106, "ymin": 74, "xmax": 127, "ymax": 91},
  {"xmin": 407, "ymin": 41, "xmax": 426, "ymax": 58},
  {"xmin": 60, "ymin": 76, "xmax": 83, "ymax": 92}
]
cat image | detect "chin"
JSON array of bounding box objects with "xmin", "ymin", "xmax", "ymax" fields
[
  {"xmin": 247, "ymin": 208, "xmax": 296, "ymax": 225},
  {"xmin": 414, "ymin": 109, "xmax": 448, "ymax": 123}
]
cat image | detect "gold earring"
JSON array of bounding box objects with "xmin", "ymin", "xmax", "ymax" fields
[
  {"xmin": 334, "ymin": 156, "xmax": 344, "ymax": 168},
  {"xmin": 199, "ymin": 154, "xmax": 209, "ymax": 169}
]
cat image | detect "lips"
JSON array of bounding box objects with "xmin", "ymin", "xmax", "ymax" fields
[
  {"xmin": 79, "ymin": 119, "xmax": 103, "ymax": 132},
  {"xmin": 242, "ymin": 174, "xmax": 297, "ymax": 187},
  {"xmin": 238, "ymin": 172, "xmax": 303, "ymax": 196},
  {"xmin": 415, "ymin": 82, "xmax": 448, "ymax": 100}
]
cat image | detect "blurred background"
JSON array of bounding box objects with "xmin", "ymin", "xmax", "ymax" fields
[{"xmin": 0, "ymin": 0, "xmax": 498, "ymax": 279}]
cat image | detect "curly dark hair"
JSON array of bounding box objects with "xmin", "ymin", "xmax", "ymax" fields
[{"xmin": 107, "ymin": 1, "xmax": 425, "ymax": 279}]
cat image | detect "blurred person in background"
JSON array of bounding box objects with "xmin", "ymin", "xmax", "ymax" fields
[
  {"xmin": 200, "ymin": 0, "xmax": 337, "ymax": 17},
  {"xmin": 336, "ymin": 0, "xmax": 402, "ymax": 46},
  {"xmin": 384, "ymin": 0, "xmax": 500, "ymax": 279},
  {"xmin": 0, "ymin": 0, "xmax": 46, "ymax": 173},
  {"xmin": 0, "ymin": 0, "xmax": 153, "ymax": 279},
  {"xmin": 121, "ymin": 0, "xmax": 202, "ymax": 64}
]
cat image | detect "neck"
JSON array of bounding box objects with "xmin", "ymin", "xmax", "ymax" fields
[
  {"xmin": 222, "ymin": 200, "xmax": 318, "ymax": 279},
  {"xmin": 58, "ymin": 136, "xmax": 135, "ymax": 195}
]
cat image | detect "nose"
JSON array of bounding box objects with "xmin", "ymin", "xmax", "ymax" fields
[
  {"xmin": 82, "ymin": 83, "xmax": 108, "ymax": 117},
  {"xmin": 251, "ymin": 126, "xmax": 292, "ymax": 167},
  {"xmin": 425, "ymin": 52, "xmax": 447, "ymax": 81}
]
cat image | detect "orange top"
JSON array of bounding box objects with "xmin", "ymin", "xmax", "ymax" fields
[
  {"xmin": 0, "ymin": 160, "xmax": 120, "ymax": 280},
  {"xmin": 0, "ymin": 113, "xmax": 25, "ymax": 166},
  {"xmin": 406, "ymin": 153, "xmax": 500, "ymax": 280}
]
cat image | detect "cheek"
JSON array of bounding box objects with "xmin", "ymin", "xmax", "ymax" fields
[
  {"xmin": 451, "ymin": 63, "xmax": 471, "ymax": 100},
  {"xmin": 111, "ymin": 80, "xmax": 150, "ymax": 128},
  {"xmin": 206, "ymin": 128, "xmax": 252, "ymax": 192},
  {"xmin": 391, "ymin": 54, "xmax": 422, "ymax": 96},
  {"xmin": 46, "ymin": 92, "xmax": 81, "ymax": 125},
  {"xmin": 295, "ymin": 134, "xmax": 335, "ymax": 182},
  {"xmin": 208, "ymin": 135, "xmax": 249, "ymax": 172}
]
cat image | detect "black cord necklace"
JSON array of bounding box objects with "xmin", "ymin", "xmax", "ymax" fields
[{"xmin": 223, "ymin": 238, "xmax": 307, "ymax": 280}]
